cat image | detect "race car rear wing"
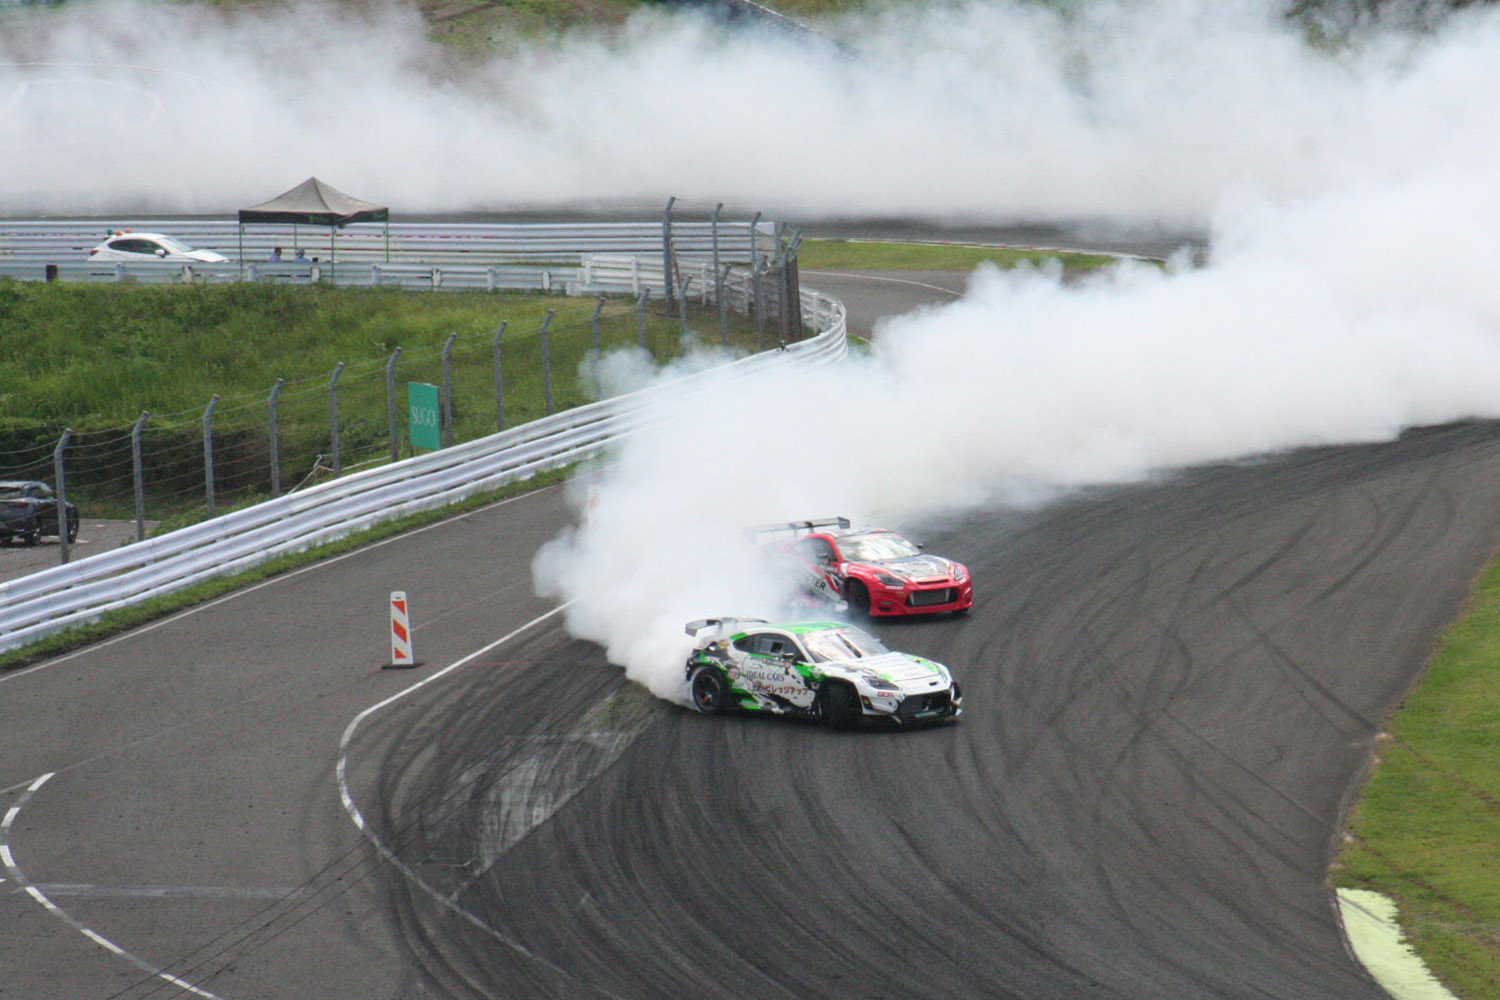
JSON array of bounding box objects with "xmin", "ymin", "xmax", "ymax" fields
[
  {"xmin": 685, "ymin": 616, "xmax": 768, "ymax": 639},
  {"xmin": 742, "ymin": 516, "xmax": 850, "ymax": 544}
]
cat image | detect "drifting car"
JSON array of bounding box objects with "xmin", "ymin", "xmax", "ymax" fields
[
  {"xmin": 749, "ymin": 517, "xmax": 973, "ymax": 617},
  {"xmin": 684, "ymin": 617, "xmax": 962, "ymax": 729},
  {"xmin": 88, "ymin": 232, "xmax": 230, "ymax": 264},
  {"xmin": 0, "ymin": 480, "xmax": 78, "ymax": 546}
]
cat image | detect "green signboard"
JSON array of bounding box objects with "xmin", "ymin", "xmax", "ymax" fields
[{"xmin": 407, "ymin": 381, "xmax": 441, "ymax": 452}]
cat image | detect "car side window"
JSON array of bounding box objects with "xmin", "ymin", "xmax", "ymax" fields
[
  {"xmin": 751, "ymin": 634, "xmax": 793, "ymax": 658},
  {"xmin": 732, "ymin": 635, "xmax": 756, "ymax": 653},
  {"xmin": 113, "ymin": 239, "xmax": 154, "ymax": 255},
  {"xmin": 796, "ymin": 538, "xmax": 835, "ymax": 565},
  {"xmin": 25, "ymin": 484, "xmax": 48, "ymax": 498}
]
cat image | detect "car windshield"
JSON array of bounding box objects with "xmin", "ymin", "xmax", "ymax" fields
[
  {"xmin": 801, "ymin": 628, "xmax": 889, "ymax": 663},
  {"xmin": 838, "ymin": 532, "xmax": 920, "ymax": 562},
  {"xmin": 155, "ymin": 236, "xmax": 194, "ymax": 253}
]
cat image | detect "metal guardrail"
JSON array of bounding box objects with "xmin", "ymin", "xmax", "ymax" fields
[
  {"xmin": 0, "ymin": 283, "xmax": 846, "ymax": 653},
  {"xmin": 0, "ymin": 218, "xmax": 778, "ymax": 269}
]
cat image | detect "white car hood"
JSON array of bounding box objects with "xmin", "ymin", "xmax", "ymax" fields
[{"xmin": 826, "ymin": 651, "xmax": 948, "ymax": 691}]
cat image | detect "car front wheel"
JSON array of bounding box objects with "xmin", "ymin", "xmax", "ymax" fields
[
  {"xmin": 845, "ymin": 580, "xmax": 871, "ymax": 617},
  {"xmin": 821, "ymin": 681, "xmax": 861, "ymax": 731},
  {"xmin": 688, "ymin": 665, "xmax": 731, "ymax": 714}
]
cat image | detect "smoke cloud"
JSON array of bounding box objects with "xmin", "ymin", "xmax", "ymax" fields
[
  {"xmin": 8, "ymin": 1, "xmax": 1500, "ymax": 697},
  {"xmin": 2, "ymin": 0, "xmax": 1489, "ymax": 222}
]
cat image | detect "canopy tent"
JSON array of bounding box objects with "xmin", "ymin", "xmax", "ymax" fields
[{"xmin": 237, "ymin": 177, "xmax": 389, "ymax": 264}]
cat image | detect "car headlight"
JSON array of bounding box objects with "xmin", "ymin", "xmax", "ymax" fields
[
  {"xmin": 865, "ymin": 675, "xmax": 900, "ymax": 691},
  {"xmin": 875, "ymin": 573, "xmax": 906, "ymax": 588},
  {"xmin": 950, "ymin": 563, "xmax": 969, "ymax": 583}
]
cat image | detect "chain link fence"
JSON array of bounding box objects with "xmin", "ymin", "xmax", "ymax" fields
[{"xmin": 2, "ymin": 230, "xmax": 809, "ymax": 567}]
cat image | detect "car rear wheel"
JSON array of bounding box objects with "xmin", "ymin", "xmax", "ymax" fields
[
  {"xmin": 688, "ymin": 665, "xmax": 731, "ymax": 714},
  {"xmin": 66, "ymin": 517, "xmax": 78, "ymax": 543},
  {"xmin": 20, "ymin": 528, "xmax": 38, "ymax": 548},
  {"xmin": 821, "ymin": 681, "xmax": 861, "ymax": 731}
]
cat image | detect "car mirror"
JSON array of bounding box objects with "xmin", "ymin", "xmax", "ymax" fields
[{"xmin": 155, "ymin": 248, "xmax": 167, "ymax": 257}]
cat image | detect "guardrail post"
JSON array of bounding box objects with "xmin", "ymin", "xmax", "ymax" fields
[
  {"xmin": 386, "ymin": 348, "xmax": 403, "ymax": 462},
  {"xmin": 750, "ymin": 211, "xmax": 762, "ymax": 269},
  {"xmin": 131, "ymin": 411, "xmax": 149, "ymax": 543},
  {"xmin": 441, "ymin": 333, "xmax": 457, "ymax": 448},
  {"xmin": 540, "ymin": 310, "xmax": 555, "ymax": 416},
  {"xmin": 203, "ymin": 394, "xmax": 220, "ymax": 517},
  {"xmin": 493, "ymin": 321, "xmax": 507, "ymax": 432},
  {"xmin": 636, "ymin": 289, "xmax": 649, "ymax": 350},
  {"xmin": 329, "ymin": 362, "xmax": 346, "ymax": 477},
  {"xmin": 591, "ymin": 295, "xmax": 606, "ymax": 399},
  {"xmin": 268, "ymin": 377, "xmax": 285, "ymax": 498},
  {"xmin": 662, "ymin": 196, "xmax": 677, "ymax": 309},
  {"xmin": 53, "ymin": 428, "xmax": 72, "ymax": 565}
]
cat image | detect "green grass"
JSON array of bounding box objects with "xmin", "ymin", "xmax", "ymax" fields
[
  {"xmin": 797, "ymin": 238, "xmax": 1123, "ymax": 272},
  {"xmin": 1332, "ymin": 555, "xmax": 1500, "ymax": 997},
  {"xmin": 0, "ymin": 279, "xmax": 766, "ymax": 519}
]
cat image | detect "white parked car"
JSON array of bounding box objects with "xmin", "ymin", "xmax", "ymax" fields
[{"xmin": 88, "ymin": 232, "xmax": 230, "ymax": 264}]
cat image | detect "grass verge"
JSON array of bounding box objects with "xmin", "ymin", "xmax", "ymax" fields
[
  {"xmin": 798, "ymin": 238, "xmax": 1125, "ymax": 272},
  {"xmin": 1332, "ymin": 554, "xmax": 1500, "ymax": 997}
]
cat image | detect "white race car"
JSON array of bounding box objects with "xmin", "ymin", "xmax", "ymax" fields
[{"xmin": 683, "ymin": 617, "xmax": 962, "ymax": 729}]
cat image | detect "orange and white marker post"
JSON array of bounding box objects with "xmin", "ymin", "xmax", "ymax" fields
[{"xmin": 389, "ymin": 591, "xmax": 415, "ymax": 667}]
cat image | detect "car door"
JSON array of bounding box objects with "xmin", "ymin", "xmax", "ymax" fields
[
  {"xmin": 794, "ymin": 537, "xmax": 844, "ymax": 603},
  {"xmin": 747, "ymin": 633, "xmax": 816, "ymax": 709}
]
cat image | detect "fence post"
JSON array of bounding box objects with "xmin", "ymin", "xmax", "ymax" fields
[
  {"xmin": 53, "ymin": 428, "xmax": 72, "ymax": 565},
  {"xmin": 750, "ymin": 210, "xmax": 762, "ymax": 271},
  {"xmin": 441, "ymin": 333, "xmax": 457, "ymax": 448},
  {"xmin": 540, "ymin": 309, "xmax": 555, "ymax": 416},
  {"xmin": 591, "ymin": 295, "xmax": 606, "ymax": 399},
  {"xmin": 131, "ymin": 410, "xmax": 149, "ymax": 543},
  {"xmin": 268, "ymin": 377, "xmax": 285, "ymax": 498},
  {"xmin": 718, "ymin": 263, "xmax": 731, "ymax": 346},
  {"xmin": 493, "ymin": 321, "xmax": 507, "ymax": 432},
  {"xmin": 329, "ymin": 362, "xmax": 346, "ymax": 477},
  {"xmin": 386, "ymin": 348, "xmax": 403, "ymax": 462},
  {"xmin": 203, "ymin": 394, "xmax": 220, "ymax": 517},
  {"xmin": 678, "ymin": 275, "xmax": 693, "ymax": 350},
  {"xmin": 711, "ymin": 201, "xmax": 722, "ymax": 298},
  {"xmin": 636, "ymin": 289, "xmax": 649, "ymax": 350},
  {"xmin": 785, "ymin": 228, "xmax": 804, "ymax": 343},
  {"xmin": 754, "ymin": 259, "xmax": 766, "ymax": 350},
  {"xmin": 662, "ymin": 196, "xmax": 676, "ymax": 309}
]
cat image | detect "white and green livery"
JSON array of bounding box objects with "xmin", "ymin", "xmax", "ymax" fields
[{"xmin": 683, "ymin": 617, "xmax": 962, "ymax": 729}]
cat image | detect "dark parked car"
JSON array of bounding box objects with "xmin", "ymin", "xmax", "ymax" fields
[{"xmin": 0, "ymin": 481, "xmax": 78, "ymax": 546}]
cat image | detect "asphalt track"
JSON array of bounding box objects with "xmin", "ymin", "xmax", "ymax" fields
[{"xmin": 3, "ymin": 268, "xmax": 1499, "ymax": 998}]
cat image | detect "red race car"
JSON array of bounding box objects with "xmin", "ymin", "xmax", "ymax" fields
[{"xmin": 751, "ymin": 517, "xmax": 973, "ymax": 618}]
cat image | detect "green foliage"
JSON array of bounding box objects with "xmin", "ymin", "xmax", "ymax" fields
[
  {"xmin": 0, "ymin": 279, "xmax": 764, "ymax": 519},
  {"xmin": 797, "ymin": 239, "xmax": 1124, "ymax": 272},
  {"xmin": 1332, "ymin": 557, "xmax": 1500, "ymax": 996}
]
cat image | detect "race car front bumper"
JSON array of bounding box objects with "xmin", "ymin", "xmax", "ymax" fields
[{"xmin": 867, "ymin": 579, "xmax": 974, "ymax": 616}]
